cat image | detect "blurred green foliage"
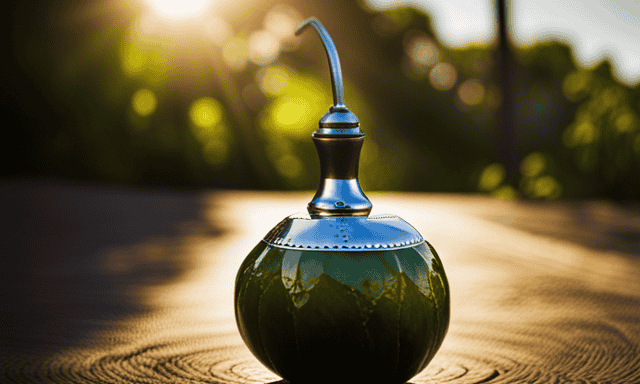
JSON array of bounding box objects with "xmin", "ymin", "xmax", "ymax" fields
[
  {"xmin": 480, "ymin": 48, "xmax": 640, "ymax": 201},
  {"xmin": 3, "ymin": 0, "xmax": 639, "ymax": 200}
]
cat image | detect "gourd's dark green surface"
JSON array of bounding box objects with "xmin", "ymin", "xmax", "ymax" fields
[
  {"xmin": 234, "ymin": 241, "xmax": 450, "ymax": 384},
  {"xmin": 233, "ymin": 17, "xmax": 450, "ymax": 384}
]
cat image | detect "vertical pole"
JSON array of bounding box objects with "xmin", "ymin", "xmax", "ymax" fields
[{"xmin": 496, "ymin": 0, "xmax": 518, "ymax": 181}]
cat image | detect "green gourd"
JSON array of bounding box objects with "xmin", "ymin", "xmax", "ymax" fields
[{"xmin": 234, "ymin": 17, "xmax": 450, "ymax": 384}]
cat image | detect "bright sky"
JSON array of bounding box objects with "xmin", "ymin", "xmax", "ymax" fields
[{"xmin": 366, "ymin": 0, "xmax": 640, "ymax": 85}]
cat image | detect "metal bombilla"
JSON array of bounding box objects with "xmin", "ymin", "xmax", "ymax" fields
[
  {"xmin": 234, "ymin": 17, "xmax": 450, "ymax": 384},
  {"xmin": 299, "ymin": 17, "xmax": 371, "ymax": 218}
]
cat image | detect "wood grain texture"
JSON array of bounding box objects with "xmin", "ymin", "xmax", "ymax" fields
[{"xmin": 2, "ymin": 181, "xmax": 639, "ymax": 383}]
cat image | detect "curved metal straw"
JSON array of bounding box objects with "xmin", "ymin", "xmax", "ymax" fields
[{"xmin": 295, "ymin": 18, "xmax": 346, "ymax": 110}]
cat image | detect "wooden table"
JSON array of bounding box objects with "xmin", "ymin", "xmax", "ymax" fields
[{"xmin": 2, "ymin": 181, "xmax": 640, "ymax": 383}]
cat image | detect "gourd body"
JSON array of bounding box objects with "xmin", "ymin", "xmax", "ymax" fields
[{"xmin": 234, "ymin": 240, "xmax": 450, "ymax": 384}]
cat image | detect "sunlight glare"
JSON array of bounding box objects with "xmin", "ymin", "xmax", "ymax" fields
[
  {"xmin": 264, "ymin": 5, "xmax": 303, "ymax": 51},
  {"xmin": 222, "ymin": 37, "xmax": 249, "ymax": 71},
  {"xmin": 532, "ymin": 176, "xmax": 562, "ymax": 199},
  {"xmin": 257, "ymin": 66, "xmax": 290, "ymax": 96},
  {"xmin": 189, "ymin": 97, "xmax": 224, "ymax": 129},
  {"xmin": 248, "ymin": 30, "xmax": 280, "ymax": 66},
  {"xmin": 520, "ymin": 152, "xmax": 546, "ymax": 178},
  {"xmin": 457, "ymin": 79, "xmax": 485, "ymax": 106},
  {"xmin": 272, "ymin": 97, "xmax": 312, "ymax": 127},
  {"xmin": 429, "ymin": 62, "xmax": 457, "ymax": 91},
  {"xmin": 205, "ymin": 16, "xmax": 231, "ymax": 46},
  {"xmin": 121, "ymin": 41, "xmax": 146, "ymax": 76},
  {"xmin": 264, "ymin": 8, "xmax": 298, "ymax": 40},
  {"xmin": 144, "ymin": 0, "xmax": 212, "ymax": 20},
  {"xmin": 615, "ymin": 113, "xmax": 636, "ymax": 133},
  {"xmin": 261, "ymin": 74, "xmax": 330, "ymax": 138},
  {"xmin": 132, "ymin": 89, "xmax": 158, "ymax": 117},
  {"xmin": 478, "ymin": 164, "xmax": 505, "ymax": 192},
  {"xmin": 404, "ymin": 32, "xmax": 440, "ymax": 67},
  {"xmin": 491, "ymin": 185, "xmax": 518, "ymax": 200}
]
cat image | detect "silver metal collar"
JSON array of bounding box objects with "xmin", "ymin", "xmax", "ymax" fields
[{"xmin": 263, "ymin": 213, "xmax": 424, "ymax": 251}]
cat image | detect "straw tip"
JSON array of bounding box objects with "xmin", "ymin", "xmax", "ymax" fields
[{"xmin": 295, "ymin": 17, "xmax": 320, "ymax": 36}]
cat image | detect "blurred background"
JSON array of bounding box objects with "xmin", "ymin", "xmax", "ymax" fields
[{"xmin": 2, "ymin": 0, "xmax": 640, "ymax": 200}]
